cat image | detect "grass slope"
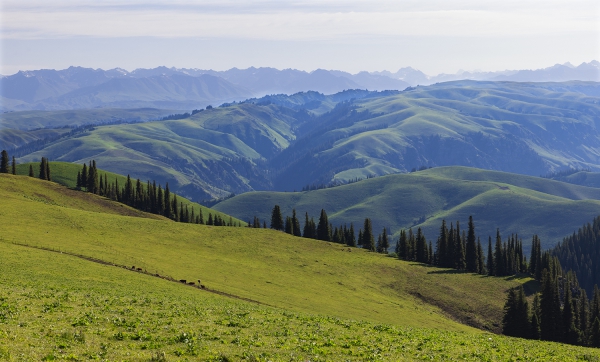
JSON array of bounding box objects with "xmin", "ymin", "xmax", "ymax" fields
[
  {"xmin": 14, "ymin": 162, "xmax": 245, "ymax": 226},
  {"xmin": 214, "ymin": 167, "xmax": 600, "ymax": 249},
  {"xmin": 16, "ymin": 103, "xmax": 304, "ymax": 199},
  {"xmin": 3, "ymin": 242, "xmax": 597, "ymax": 360},
  {"xmin": 1, "ymin": 174, "xmax": 534, "ymax": 334}
]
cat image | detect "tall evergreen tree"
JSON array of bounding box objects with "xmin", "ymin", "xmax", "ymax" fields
[
  {"xmin": 0, "ymin": 150, "xmax": 8, "ymax": 173},
  {"xmin": 563, "ymin": 287, "xmax": 581, "ymax": 345},
  {"xmin": 540, "ymin": 269, "xmax": 562, "ymax": 342},
  {"xmin": 164, "ymin": 183, "xmax": 171, "ymax": 219},
  {"xmin": 487, "ymin": 237, "xmax": 495, "ymax": 276},
  {"xmin": 284, "ymin": 216, "xmax": 293, "ymax": 235},
  {"xmin": 362, "ymin": 218, "xmax": 375, "ymax": 251},
  {"xmin": 292, "ymin": 209, "xmax": 302, "ymax": 237},
  {"xmin": 316, "ymin": 209, "xmax": 330, "ymax": 241},
  {"xmin": 347, "ymin": 223, "xmax": 357, "ymax": 247},
  {"xmin": 172, "ymin": 194, "xmax": 179, "ymax": 221},
  {"xmin": 377, "ymin": 228, "xmax": 389, "ymax": 253},
  {"xmin": 81, "ymin": 163, "xmax": 88, "ymax": 187},
  {"xmin": 39, "ymin": 157, "xmax": 47, "ymax": 180},
  {"xmin": 465, "ymin": 216, "xmax": 478, "ymax": 272},
  {"xmin": 502, "ymin": 285, "xmax": 531, "ymax": 338},
  {"xmin": 416, "ymin": 228, "xmax": 428, "ymax": 262},
  {"xmin": 11, "ymin": 156, "xmax": 16, "ymax": 175},
  {"xmin": 303, "ymin": 212, "xmax": 312, "ymax": 238},
  {"xmin": 45, "ymin": 159, "xmax": 51, "ymax": 181},
  {"xmin": 270, "ymin": 205, "xmax": 284, "ymax": 231},
  {"xmin": 28, "ymin": 164, "xmax": 34, "ymax": 177},
  {"xmin": 494, "ymin": 229, "xmax": 504, "ymax": 276},
  {"xmin": 476, "ymin": 238, "xmax": 485, "ymax": 274}
]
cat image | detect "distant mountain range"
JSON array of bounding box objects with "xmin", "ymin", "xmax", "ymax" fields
[{"xmin": 1, "ymin": 61, "xmax": 598, "ymax": 111}]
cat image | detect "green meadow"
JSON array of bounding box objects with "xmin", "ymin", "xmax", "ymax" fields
[
  {"xmin": 1, "ymin": 173, "xmax": 599, "ymax": 359},
  {"xmin": 14, "ymin": 162, "xmax": 245, "ymax": 226},
  {"xmin": 214, "ymin": 166, "xmax": 600, "ymax": 249}
]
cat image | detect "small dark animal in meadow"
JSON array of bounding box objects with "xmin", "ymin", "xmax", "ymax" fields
[
  {"xmin": 137, "ymin": 268, "xmax": 142, "ymax": 271},
  {"xmin": 131, "ymin": 265, "xmax": 135, "ymax": 269},
  {"xmin": 188, "ymin": 282, "xmax": 195, "ymax": 286},
  {"xmin": 179, "ymin": 279, "xmax": 186, "ymax": 283},
  {"xmin": 201, "ymin": 285, "xmax": 206, "ymax": 289}
]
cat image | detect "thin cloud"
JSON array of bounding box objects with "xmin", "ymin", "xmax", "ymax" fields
[{"xmin": 2, "ymin": 0, "xmax": 597, "ymax": 40}]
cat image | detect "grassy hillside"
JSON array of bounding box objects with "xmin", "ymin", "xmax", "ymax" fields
[
  {"xmin": 4, "ymin": 243, "xmax": 597, "ymax": 360},
  {"xmin": 10, "ymin": 82, "xmax": 600, "ymax": 198},
  {"xmin": 16, "ymin": 103, "xmax": 308, "ymax": 199},
  {"xmin": 2, "ymin": 174, "xmax": 599, "ymax": 359},
  {"xmin": 1, "ymin": 173, "xmax": 530, "ymax": 332},
  {"xmin": 14, "ymin": 161, "xmax": 245, "ymax": 226},
  {"xmin": 550, "ymin": 171, "xmax": 600, "ymax": 189},
  {"xmin": 214, "ymin": 167, "xmax": 600, "ymax": 249}
]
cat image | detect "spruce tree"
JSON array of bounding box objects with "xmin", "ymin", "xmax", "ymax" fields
[
  {"xmin": 416, "ymin": 228, "xmax": 428, "ymax": 262},
  {"xmin": 164, "ymin": 183, "xmax": 171, "ymax": 219},
  {"xmin": 487, "ymin": 237, "xmax": 495, "ymax": 276},
  {"xmin": 316, "ymin": 209, "xmax": 330, "ymax": 241},
  {"xmin": 436, "ymin": 220, "xmax": 449, "ymax": 267},
  {"xmin": 39, "ymin": 157, "xmax": 47, "ymax": 180},
  {"xmin": 292, "ymin": 209, "xmax": 302, "ymax": 236},
  {"xmin": 563, "ymin": 287, "xmax": 581, "ymax": 345},
  {"xmin": 465, "ymin": 216, "xmax": 478, "ymax": 272},
  {"xmin": 502, "ymin": 285, "xmax": 530, "ymax": 338},
  {"xmin": 270, "ymin": 205, "xmax": 284, "ymax": 231},
  {"xmin": 11, "ymin": 156, "xmax": 16, "ymax": 175},
  {"xmin": 285, "ymin": 216, "xmax": 293, "ymax": 235},
  {"xmin": 494, "ymin": 229, "xmax": 504, "ymax": 276},
  {"xmin": 0, "ymin": 150, "xmax": 8, "ymax": 173},
  {"xmin": 45, "ymin": 159, "xmax": 51, "ymax": 181},
  {"xmin": 81, "ymin": 163, "xmax": 88, "ymax": 187},
  {"xmin": 378, "ymin": 228, "xmax": 389, "ymax": 253},
  {"xmin": 28, "ymin": 164, "xmax": 34, "ymax": 177},
  {"xmin": 592, "ymin": 317, "xmax": 600, "ymax": 348},
  {"xmin": 476, "ymin": 238, "xmax": 485, "ymax": 274},
  {"xmin": 540, "ymin": 269, "xmax": 562, "ymax": 342},
  {"xmin": 362, "ymin": 218, "xmax": 375, "ymax": 251},
  {"xmin": 303, "ymin": 212, "xmax": 312, "ymax": 238},
  {"xmin": 347, "ymin": 223, "xmax": 356, "ymax": 247},
  {"xmin": 172, "ymin": 194, "xmax": 179, "ymax": 221}
]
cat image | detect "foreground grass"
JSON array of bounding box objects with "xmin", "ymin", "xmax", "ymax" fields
[
  {"xmin": 0, "ymin": 174, "xmax": 536, "ymax": 334},
  {"xmin": 2, "ymin": 242, "xmax": 598, "ymax": 361}
]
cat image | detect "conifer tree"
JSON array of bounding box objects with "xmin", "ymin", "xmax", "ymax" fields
[
  {"xmin": 362, "ymin": 218, "xmax": 375, "ymax": 251},
  {"xmin": 436, "ymin": 220, "xmax": 449, "ymax": 267},
  {"xmin": 292, "ymin": 209, "xmax": 302, "ymax": 236},
  {"xmin": 465, "ymin": 216, "xmax": 478, "ymax": 272},
  {"xmin": 164, "ymin": 183, "xmax": 171, "ymax": 219},
  {"xmin": 172, "ymin": 194, "xmax": 179, "ymax": 221},
  {"xmin": 476, "ymin": 238, "xmax": 485, "ymax": 274},
  {"xmin": 270, "ymin": 205, "xmax": 284, "ymax": 231},
  {"xmin": 39, "ymin": 157, "xmax": 47, "ymax": 180},
  {"xmin": 487, "ymin": 237, "xmax": 495, "ymax": 276},
  {"xmin": 563, "ymin": 287, "xmax": 581, "ymax": 345},
  {"xmin": 494, "ymin": 229, "xmax": 504, "ymax": 276},
  {"xmin": 45, "ymin": 159, "xmax": 51, "ymax": 181},
  {"xmin": 199, "ymin": 208, "xmax": 204, "ymax": 224},
  {"xmin": 0, "ymin": 150, "xmax": 8, "ymax": 173},
  {"xmin": 303, "ymin": 212, "xmax": 312, "ymax": 238},
  {"xmin": 285, "ymin": 216, "xmax": 293, "ymax": 234},
  {"xmin": 347, "ymin": 223, "xmax": 356, "ymax": 247},
  {"xmin": 540, "ymin": 269, "xmax": 562, "ymax": 341},
  {"xmin": 207, "ymin": 213, "xmax": 213, "ymax": 225},
  {"xmin": 592, "ymin": 317, "xmax": 600, "ymax": 347},
  {"xmin": 28, "ymin": 164, "xmax": 34, "ymax": 177},
  {"xmin": 76, "ymin": 171, "xmax": 82, "ymax": 188},
  {"xmin": 11, "ymin": 156, "xmax": 16, "ymax": 175},
  {"xmin": 502, "ymin": 285, "xmax": 530, "ymax": 338},
  {"xmin": 316, "ymin": 209, "xmax": 330, "ymax": 241},
  {"xmin": 377, "ymin": 228, "xmax": 389, "ymax": 253},
  {"xmin": 416, "ymin": 228, "xmax": 428, "ymax": 262}
]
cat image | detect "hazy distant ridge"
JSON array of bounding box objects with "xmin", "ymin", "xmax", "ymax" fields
[{"xmin": 1, "ymin": 61, "xmax": 597, "ymax": 111}]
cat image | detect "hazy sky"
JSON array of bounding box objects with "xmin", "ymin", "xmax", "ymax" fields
[{"xmin": 1, "ymin": 0, "xmax": 598, "ymax": 75}]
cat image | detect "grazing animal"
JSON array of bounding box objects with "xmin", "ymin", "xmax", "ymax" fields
[
  {"xmin": 131, "ymin": 266, "xmax": 135, "ymax": 269},
  {"xmin": 200, "ymin": 285, "xmax": 206, "ymax": 289},
  {"xmin": 179, "ymin": 279, "xmax": 186, "ymax": 283},
  {"xmin": 137, "ymin": 268, "xmax": 142, "ymax": 271},
  {"xmin": 197, "ymin": 279, "xmax": 201, "ymax": 284},
  {"xmin": 188, "ymin": 282, "xmax": 195, "ymax": 286}
]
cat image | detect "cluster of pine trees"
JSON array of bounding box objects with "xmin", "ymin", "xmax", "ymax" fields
[
  {"xmin": 0, "ymin": 150, "xmax": 17, "ymax": 175},
  {"xmin": 503, "ymin": 270, "xmax": 600, "ymax": 347},
  {"xmin": 552, "ymin": 216, "xmax": 600, "ymax": 297},
  {"xmin": 395, "ymin": 216, "xmax": 528, "ymax": 277},
  {"xmin": 260, "ymin": 205, "xmax": 393, "ymax": 252},
  {"xmin": 75, "ymin": 160, "xmax": 240, "ymax": 226}
]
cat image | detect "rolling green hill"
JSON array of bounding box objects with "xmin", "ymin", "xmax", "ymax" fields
[
  {"xmin": 14, "ymin": 161, "xmax": 245, "ymax": 226},
  {"xmin": 214, "ymin": 166, "xmax": 600, "ymax": 249},
  {"xmin": 7, "ymin": 82, "xmax": 600, "ymax": 200},
  {"xmin": 2, "ymin": 174, "xmax": 599, "ymax": 359}
]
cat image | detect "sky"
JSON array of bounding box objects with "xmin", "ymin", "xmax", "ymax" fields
[{"xmin": 1, "ymin": 0, "xmax": 599, "ymax": 76}]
